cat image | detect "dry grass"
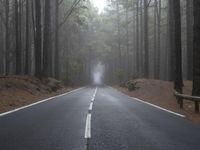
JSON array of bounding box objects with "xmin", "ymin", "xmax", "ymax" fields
[
  {"xmin": 115, "ymin": 79, "xmax": 200, "ymax": 123},
  {"xmin": 0, "ymin": 76, "xmax": 73, "ymax": 113}
]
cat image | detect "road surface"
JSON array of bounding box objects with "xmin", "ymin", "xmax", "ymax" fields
[{"xmin": 0, "ymin": 86, "xmax": 200, "ymax": 150}]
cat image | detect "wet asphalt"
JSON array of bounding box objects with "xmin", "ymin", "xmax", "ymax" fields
[{"xmin": 0, "ymin": 86, "xmax": 200, "ymax": 150}]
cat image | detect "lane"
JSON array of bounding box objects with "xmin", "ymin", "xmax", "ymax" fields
[
  {"xmin": 89, "ymin": 86, "xmax": 200, "ymax": 150},
  {"xmin": 1, "ymin": 85, "xmax": 200, "ymax": 150},
  {"xmin": 0, "ymin": 87, "xmax": 94, "ymax": 150}
]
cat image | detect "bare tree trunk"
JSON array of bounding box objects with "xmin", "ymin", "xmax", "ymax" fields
[
  {"xmin": 125, "ymin": 0, "xmax": 130, "ymax": 79},
  {"xmin": 25, "ymin": 0, "xmax": 30, "ymax": 74},
  {"xmin": 192, "ymin": 0, "xmax": 200, "ymax": 112},
  {"xmin": 144, "ymin": 0, "xmax": 149, "ymax": 78},
  {"xmin": 117, "ymin": 0, "xmax": 122, "ymax": 83},
  {"xmin": 135, "ymin": 0, "xmax": 139, "ymax": 73},
  {"xmin": 186, "ymin": 0, "xmax": 193, "ymax": 80},
  {"xmin": 157, "ymin": 0, "xmax": 161, "ymax": 78},
  {"xmin": 43, "ymin": 0, "xmax": 51, "ymax": 77},
  {"xmin": 15, "ymin": 0, "xmax": 21, "ymax": 74},
  {"xmin": 155, "ymin": 0, "xmax": 161, "ymax": 79},
  {"xmin": 34, "ymin": 0, "xmax": 42, "ymax": 78},
  {"xmin": 5, "ymin": 0, "xmax": 9, "ymax": 75},
  {"xmin": 168, "ymin": 0, "xmax": 175, "ymax": 81},
  {"xmin": 173, "ymin": 0, "xmax": 183, "ymax": 107},
  {"xmin": 55, "ymin": 0, "xmax": 60, "ymax": 79},
  {"xmin": 154, "ymin": 0, "xmax": 158, "ymax": 78},
  {"xmin": 140, "ymin": 0, "xmax": 144, "ymax": 74},
  {"xmin": 0, "ymin": 13, "xmax": 4, "ymax": 74}
]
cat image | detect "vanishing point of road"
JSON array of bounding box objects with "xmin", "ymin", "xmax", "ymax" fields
[{"xmin": 0, "ymin": 86, "xmax": 200, "ymax": 150}]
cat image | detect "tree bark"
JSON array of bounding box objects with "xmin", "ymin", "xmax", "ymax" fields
[
  {"xmin": 34, "ymin": 0, "xmax": 42, "ymax": 78},
  {"xmin": 135, "ymin": 0, "xmax": 139, "ymax": 73},
  {"xmin": 168, "ymin": 0, "xmax": 175, "ymax": 81},
  {"xmin": 43, "ymin": 0, "xmax": 51, "ymax": 77},
  {"xmin": 154, "ymin": 0, "xmax": 158, "ymax": 78},
  {"xmin": 125, "ymin": 0, "xmax": 130, "ymax": 79},
  {"xmin": 173, "ymin": 0, "xmax": 183, "ymax": 107},
  {"xmin": 140, "ymin": 0, "xmax": 144, "ymax": 74},
  {"xmin": 117, "ymin": 0, "xmax": 122, "ymax": 83},
  {"xmin": 5, "ymin": 0, "xmax": 9, "ymax": 75},
  {"xmin": 15, "ymin": 0, "xmax": 21, "ymax": 74},
  {"xmin": 192, "ymin": 0, "xmax": 200, "ymax": 112},
  {"xmin": 25, "ymin": 0, "xmax": 30, "ymax": 74},
  {"xmin": 55, "ymin": 0, "xmax": 60, "ymax": 79},
  {"xmin": 144, "ymin": 0, "xmax": 149, "ymax": 78},
  {"xmin": 186, "ymin": 0, "xmax": 193, "ymax": 80},
  {"xmin": 155, "ymin": 0, "xmax": 161, "ymax": 79}
]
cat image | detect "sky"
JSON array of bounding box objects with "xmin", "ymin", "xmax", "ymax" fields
[{"xmin": 91, "ymin": 0, "xmax": 107, "ymax": 13}]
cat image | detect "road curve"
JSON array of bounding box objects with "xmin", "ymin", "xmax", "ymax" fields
[{"xmin": 0, "ymin": 86, "xmax": 200, "ymax": 150}]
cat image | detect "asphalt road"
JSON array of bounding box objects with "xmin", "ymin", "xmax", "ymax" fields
[{"xmin": 0, "ymin": 86, "xmax": 200, "ymax": 150}]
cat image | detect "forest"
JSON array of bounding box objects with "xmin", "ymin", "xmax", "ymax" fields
[
  {"xmin": 0, "ymin": 0, "xmax": 199, "ymax": 108},
  {"xmin": 1, "ymin": 1, "xmax": 200, "ymax": 149}
]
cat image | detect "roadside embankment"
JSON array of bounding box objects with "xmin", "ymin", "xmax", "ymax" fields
[
  {"xmin": 115, "ymin": 79, "xmax": 200, "ymax": 123},
  {"xmin": 0, "ymin": 76, "xmax": 73, "ymax": 113}
]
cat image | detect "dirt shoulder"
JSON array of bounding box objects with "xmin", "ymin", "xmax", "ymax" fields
[
  {"xmin": 0, "ymin": 76, "xmax": 74, "ymax": 113},
  {"xmin": 115, "ymin": 79, "xmax": 200, "ymax": 124}
]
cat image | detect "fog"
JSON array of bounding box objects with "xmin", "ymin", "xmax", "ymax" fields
[{"xmin": 92, "ymin": 62, "xmax": 105, "ymax": 85}]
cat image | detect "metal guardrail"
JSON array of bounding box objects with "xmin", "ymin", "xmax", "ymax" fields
[{"xmin": 174, "ymin": 90, "xmax": 200, "ymax": 112}]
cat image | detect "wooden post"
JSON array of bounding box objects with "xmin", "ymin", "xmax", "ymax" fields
[{"xmin": 174, "ymin": 90, "xmax": 200, "ymax": 112}]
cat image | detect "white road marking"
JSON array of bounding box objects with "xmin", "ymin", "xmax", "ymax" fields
[
  {"xmin": 85, "ymin": 113, "xmax": 91, "ymax": 138},
  {"xmin": 91, "ymin": 87, "xmax": 98, "ymax": 102},
  {"xmin": 109, "ymin": 86, "xmax": 185, "ymax": 118},
  {"xmin": 84, "ymin": 87, "xmax": 98, "ymax": 139},
  {"xmin": 133, "ymin": 98, "xmax": 185, "ymax": 118},
  {"xmin": 89, "ymin": 102, "xmax": 93, "ymax": 111},
  {"xmin": 94, "ymin": 87, "xmax": 97, "ymax": 96},
  {"xmin": 0, "ymin": 87, "xmax": 85, "ymax": 117}
]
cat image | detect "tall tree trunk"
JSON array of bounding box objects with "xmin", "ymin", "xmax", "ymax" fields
[
  {"xmin": 144, "ymin": 0, "xmax": 149, "ymax": 78},
  {"xmin": 19, "ymin": 0, "xmax": 22, "ymax": 73},
  {"xmin": 43, "ymin": 0, "xmax": 51, "ymax": 77},
  {"xmin": 157, "ymin": 0, "xmax": 161, "ymax": 78},
  {"xmin": 117, "ymin": 0, "xmax": 122, "ymax": 83},
  {"xmin": 140, "ymin": 0, "xmax": 144, "ymax": 74},
  {"xmin": 15, "ymin": 0, "xmax": 21, "ymax": 74},
  {"xmin": 186, "ymin": 0, "xmax": 193, "ymax": 80},
  {"xmin": 34, "ymin": 0, "xmax": 42, "ymax": 78},
  {"xmin": 135, "ymin": 0, "xmax": 139, "ymax": 73},
  {"xmin": 173, "ymin": 0, "xmax": 183, "ymax": 107},
  {"xmin": 25, "ymin": 0, "xmax": 30, "ymax": 74},
  {"xmin": 192, "ymin": 0, "xmax": 200, "ymax": 112},
  {"xmin": 5, "ymin": 0, "xmax": 9, "ymax": 75},
  {"xmin": 168, "ymin": 0, "xmax": 175, "ymax": 81},
  {"xmin": 126, "ymin": 0, "xmax": 130, "ymax": 79},
  {"xmin": 154, "ymin": 0, "xmax": 158, "ymax": 78},
  {"xmin": 0, "ymin": 14, "xmax": 4, "ymax": 74},
  {"xmin": 155, "ymin": 0, "xmax": 161, "ymax": 79},
  {"xmin": 55, "ymin": 0, "xmax": 60, "ymax": 79}
]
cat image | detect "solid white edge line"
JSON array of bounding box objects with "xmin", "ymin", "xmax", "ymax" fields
[
  {"xmin": 108, "ymin": 86, "xmax": 185, "ymax": 118},
  {"xmin": 0, "ymin": 87, "xmax": 85, "ymax": 117},
  {"xmin": 133, "ymin": 98, "xmax": 185, "ymax": 118},
  {"xmin": 89, "ymin": 102, "xmax": 93, "ymax": 111},
  {"xmin": 85, "ymin": 113, "xmax": 91, "ymax": 138}
]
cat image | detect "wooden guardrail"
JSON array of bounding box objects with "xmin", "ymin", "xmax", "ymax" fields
[{"xmin": 174, "ymin": 90, "xmax": 200, "ymax": 112}]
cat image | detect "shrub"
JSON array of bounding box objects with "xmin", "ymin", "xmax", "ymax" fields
[{"xmin": 126, "ymin": 80, "xmax": 139, "ymax": 91}]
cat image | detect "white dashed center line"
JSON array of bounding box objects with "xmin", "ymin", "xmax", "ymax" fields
[
  {"xmin": 85, "ymin": 113, "xmax": 91, "ymax": 138},
  {"xmin": 89, "ymin": 102, "xmax": 93, "ymax": 111},
  {"xmin": 84, "ymin": 87, "xmax": 98, "ymax": 139}
]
